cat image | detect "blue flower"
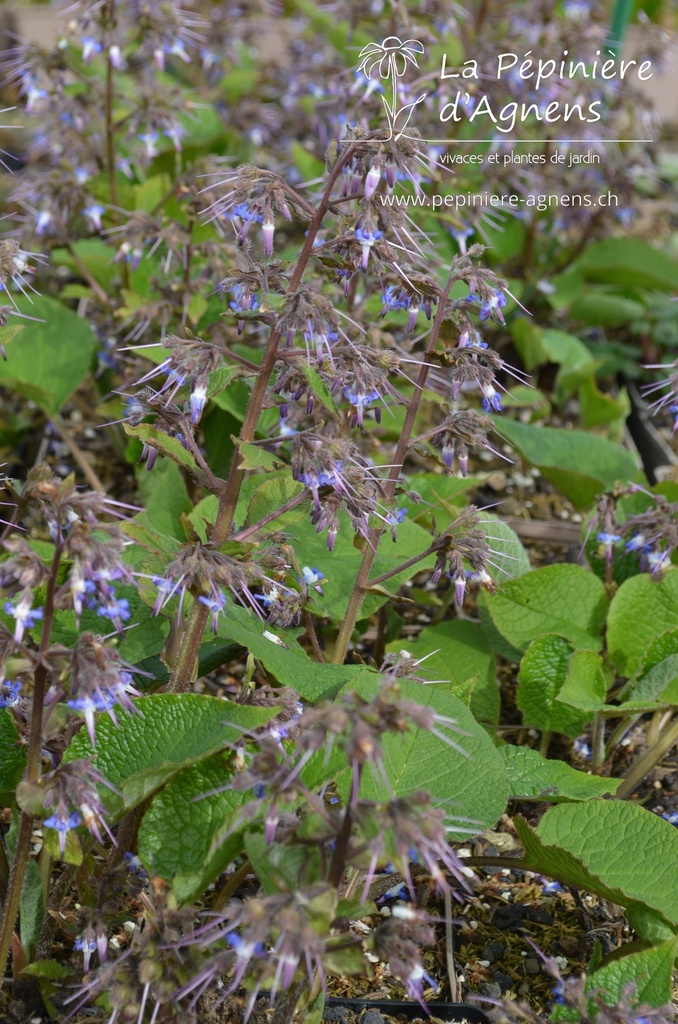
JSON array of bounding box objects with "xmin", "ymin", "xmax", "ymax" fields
[
  {"xmin": 542, "ymin": 880, "xmax": 563, "ymax": 893},
  {"xmin": 355, "ymin": 226, "xmax": 383, "ymax": 269},
  {"xmin": 43, "ymin": 810, "xmax": 82, "ymax": 857},
  {"xmin": 385, "ymin": 507, "xmax": 407, "ymax": 542},
  {"xmin": 661, "ymin": 811, "xmax": 678, "ymax": 826},
  {"xmin": 573, "ymin": 737, "xmax": 591, "ymax": 760},
  {"xmin": 475, "ymin": 289, "xmax": 507, "ymax": 324},
  {"xmin": 344, "ymin": 386, "xmax": 381, "ymax": 428},
  {"xmin": 597, "ymin": 532, "xmax": 621, "ymax": 546},
  {"xmin": 190, "ymin": 385, "xmax": 207, "ymax": 425},
  {"xmin": 301, "ymin": 566, "xmax": 325, "ymax": 593},
  {"xmin": 4, "ymin": 597, "xmax": 43, "ymax": 642},
  {"xmin": 198, "ymin": 590, "xmax": 227, "ymax": 632},
  {"xmin": 0, "ymin": 680, "xmax": 22, "ymax": 708},
  {"xmin": 481, "ymin": 384, "xmax": 504, "ymax": 413}
]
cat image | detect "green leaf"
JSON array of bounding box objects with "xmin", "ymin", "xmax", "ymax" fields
[
  {"xmin": 516, "ymin": 800, "xmax": 678, "ymax": 936},
  {"xmin": 499, "ymin": 745, "xmax": 620, "ymax": 801},
  {"xmin": 138, "ymin": 753, "xmax": 247, "ymax": 904},
  {"xmin": 481, "ymin": 513, "xmax": 532, "ymax": 580},
  {"xmin": 245, "ymin": 832, "xmax": 320, "ymax": 895},
  {"xmin": 576, "ymin": 239, "xmax": 678, "ymax": 292},
  {"xmin": 569, "ymin": 290, "xmax": 646, "ymax": 328},
  {"xmin": 134, "ymin": 174, "xmax": 172, "ymax": 213},
  {"xmin": 0, "ymin": 710, "xmax": 27, "ymax": 805},
  {"xmin": 607, "ymin": 572, "xmax": 678, "ymax": 677},
  {"xmin": 124, "ymin": 422, "xmax": 201, "ymax": 478},
  {"xmin": 215, "ymin": 604, "xmax": 375, "ymax": 702},
  {"xmin": 494, "ymin": 418, "xmax": 641, "ymax": 510},
  {"xmin": 483, "ymin": 564, "xmax": 608, "ymax": 654},
  {"xmin": 629, "ymin": 654, "xmax": 678, "ymax": 704},
  {"xmin": 136, "ymin": 458, "xmax": 192, "ymax": 541},
  {"xmin": 237, "ymin": 441, "xmax": 283, "ymax": 471},
  {"xmin": 287, "ymin": 509, "xmax": 436, "ymax": 623},
  {"xmin": 556, "ymin": 650, "xmax": 608, "ymax": 712},
  {"xmin": 587, "ymin": 937, "xmax": 678, "ymax": 1009},
  {"xmin": 245, "ymin": 477, "xmax": 308, "ymax": 533},
  {"xmin": 0, "ymin": 324, "xmax": 24, "ymax": 353},
  {"xmin": 386, "ymin": 620, "xmax": 499, "ymax": 725},
  {"xmin": 405, "ymin": 472, "xmax": 480, "ymax": 515},
  {"xmin": 0, "ymin": 296, "xmax": 96, "ymax": 415},
  {"xmin": 517, "ymin": 635, "xmax": 591, "ymax": 737},
  {"xmin": 21, "ymin": 959, "xmax": 72, "ymax": 980},
  {"xmin": 337, "ymin": 677, "xmax": 508, "ymax": 841},
  {"xmin": 64, "ymin": 694, "xmax": 278, "ymax": 816},
  {"xmin": 297, "ymin": 361, "xmax": 339, "ymax": 418},
  {"xmin": 52, "ymin": 239, "xmax": 119, "ymax": 292}
]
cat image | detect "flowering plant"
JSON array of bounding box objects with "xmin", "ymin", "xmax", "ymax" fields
[{"xmin": 0, "ymin": 2, "xmax": 677, "ymax": 1024}]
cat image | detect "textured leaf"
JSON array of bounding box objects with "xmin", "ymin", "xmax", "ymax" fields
[
  {"xmin": 587, "ymin": 937, "xmax": 678, "ymax": 1009},
  {"xmin": 386, "ymin": 620, "xmax": 499, "ymax": 725},
  {"xmin": 517, "ymin": 636, "xmax": 590, "ymax": 737},
  {"xmin": 245, "ymin": 477, "xmax": 308, "ymax": 532},
  {"xmin": 484, "ymin": 565, "xmax": 608, "ymax": 654},
  {"xmin": 607, "ymin": 572, "xmax": 678, "ymax": 677},
  {"xmin": 337, "ymin": 677, "xmax": 508, "ymax": 840},
  {"xmin": 494, "ymin": 418, "xmax": 640, "ymax": 510},
  {"xmin": 516, "ymin": 800, "xmax": 678, "ymax": 935},
  {"xmin": 215, "ymin": 604, "xmax": 375, "ymax": 702},
  {"xmin": 0, "ymin": 295, "xmax": 96, "ymax": 415},
  {"xmin": 499, "ymin": 745, "xmax": 620, "ymax": 801},
  {"xmin": 136, "ymin": 458, "xmax": 191, "ymax": 541},
  {"xmin": 287, "ymin": 509, "xmax": 435, "ymax": 623},
  {"xmin": 237, "ymin": 442, "xmax": 283, "ymax": 471},
  {"xmin": 297, "ymin": 362, "xmax": 339, "ymax": 417},
  {"xmin": 21, "ymin": 959, "xmax": 72, "ymax": 980},
  {"xmin": 481, "ymin": 514, "xmax": 532, "ymax": 580},
  {"xmin": 138, "ymin": 753, "xmax": 247, "ymax": 904},
  {"xmin": 0, "ymin": 710, "xmax": 26, "ymax": 805},
  {"xmin": 43, "ymin": 827, "xmax": 83, "ymax": 865},
  {"xmin": 64, "ymin": 694, "xmax": 278, "ymax": 816},
  {"xmin": 125, "ymin": 422, "xmax": 201, "ymax": 478},
  {"xmin": 556, "ymin": 650, "xmax": 607, "ymax": 712}
]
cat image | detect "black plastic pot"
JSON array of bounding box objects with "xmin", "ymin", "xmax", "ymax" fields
[{"xmin": 324, "ymin": 996, "xmax": 492, "ymax": 1022}]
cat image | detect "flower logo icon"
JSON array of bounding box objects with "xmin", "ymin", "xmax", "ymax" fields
[{"xmin": 357, "ymin": 36, "xmax": 428, "ymax": 140}]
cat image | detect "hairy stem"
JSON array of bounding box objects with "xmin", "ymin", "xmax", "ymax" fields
[
  {"xmin": 168, "ymin": 144, "xmax": 359, "ymax": 693},
  {"xmin": 0, "ymin": 543, "xmax": 61, "ymax": 982},
  {"xmin": 331, "ymin": 264, "xmax": 462, "ymax": 664}
]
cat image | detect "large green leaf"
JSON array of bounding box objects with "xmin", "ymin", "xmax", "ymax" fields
[
  {"xmin": 494, "ymin": 418, "xmax": 641, "ymax": 510},
  {"xmin": 587, "ymin": 937, "xmax": 678, "ymax": 1009},
  {"xmin": 516, "ymin": 800, "xmax": 678, "ymax": 936},
  {"xmin": 576, "ymin": 239, "xmax": 678, "ymax": 292},
  {"xmin": 216, "ymin": 604, "xmax": 376, "ymax": 702},
  {"xmin": 136, "ymin": 458, "xmax": 192, "ymax": 541},
  {"xmin": 244, "ymin": 476, "xmax": 309, "ymax": 532},
  {"xmin": 499, "ymin": 745, "xmax": 620, "ymax": 801},
  {"xmin": 64, "ymin": 694, "xmax": 278, "ymax": 816},
  {"xmin": 0, "ymin": 295, "xmax": 96, "ymax": 415},
  {"xmin": 337, "ymin": 677, "xmax": 508, "ymax": 840},
  {"xmin": 607, "ymin": 572, "xmax": 678, "ymax": 678},
  {"xmin": 386, "ymin": 620, "xmax": 499, "ymax": 725},
  {"xmin": 483, "ymin": 564, "xmax": 608, "ymax": 654},
  {"xmin": 0, "ymin": 710, "xmax": 26, "ymax": 806},
  {"xmin": 517, "ymin": 635, "xmax": 591, "ymax": 737},
  {"xmin": 287, "ymin": 509, "xmax": 436, "ymax": 623},
  {"xmin": 138, "ymin": 753, "xmax": 247, "ymax": 904}
]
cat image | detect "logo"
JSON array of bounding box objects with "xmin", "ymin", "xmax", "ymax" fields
[{"xmin": 357, "ymin": 36, "xmax": 428, "ymax": 141}]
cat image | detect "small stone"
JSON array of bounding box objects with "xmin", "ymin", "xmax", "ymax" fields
[
  {"xmin": 482, "ymin": 942, "xmax": 505, "ymax": 963},
  {"xmin": 492, "ymin": 970, "xmax": 514, "ymax": 992},
  {"xmin": 524, "ymin": 958, "xmax": 540, "ymax": 975},
  {"xmin": 480, "ymin": 982, "xmax": 502, "ymax": 999},
  {"xmin": 359, "ymin": 1011, "xmax": 387, "ymax": 1024},
  {"xmin": 323, "ymin": 1008, "xmax": 352, "ymax": 1023}
]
